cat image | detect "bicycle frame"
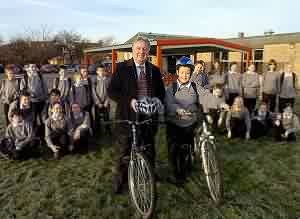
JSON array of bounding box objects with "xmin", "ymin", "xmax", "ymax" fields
[{"xmin": 195, "ymin": 121, "xmax": 216, "ymax": 154}]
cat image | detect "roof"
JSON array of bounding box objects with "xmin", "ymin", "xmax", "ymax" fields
[
  {"xmin": 84, "ymin": 32, "xmax": 251, "ymax": 54},
  {"xmin": 224, "ymin": 32, "xmax": 300, "ymax": 48},
  {"xmin": 85, "ymin": 32, "xmax": 199, "ymax": 53},
  {"xmin": 124, "ymin": 32, "xmax": 199, "ymax": 44}
]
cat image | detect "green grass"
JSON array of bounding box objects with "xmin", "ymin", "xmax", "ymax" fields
[{"xmin": 0, "ymin": 101, "xmax": 300, "ymax": 219}]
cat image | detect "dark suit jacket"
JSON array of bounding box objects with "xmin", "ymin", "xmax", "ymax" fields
[{"xmin": 108, "ymin": 58, "xmax": 165, "ymax": 120}]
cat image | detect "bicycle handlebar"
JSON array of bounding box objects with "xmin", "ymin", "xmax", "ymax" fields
[{"xmin": 102, "ymin": 119, "xmax": 153, "ymax": 126}]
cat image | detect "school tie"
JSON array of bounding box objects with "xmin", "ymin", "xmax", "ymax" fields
[{"xmin": 138, "ymin": 66, "xmax": 146, "ymax": 80}]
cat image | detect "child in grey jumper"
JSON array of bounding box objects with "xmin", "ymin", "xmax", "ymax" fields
[
  {"xmin": 0, "ymin": 109, "xmax": 36, "ymax": 160},
  {"xmin": 261, "ymin": 59, "xmax": 280, "ymax": 112},
  {"xmin": 165, "ymin": 56, "xmax": 205, "ymax": 185},
  {"xmin": 8, "ymin": 90, "xmax": 35, "ymax": 126},
  {"xmin": 24, "ymin": 64, "xmax": 48, "ymax": 128},
  {"xmin": 53, "ymin": 65, "xmax": 71, "ymax": 103},
  {"xmin": 202, "ymin": 84, "xmax": 229, "ymax": 130},
  {"xmin": 45, "ymin": 102, "xmax": 72, "ymax": 159},
  {"xmin": 208, "ymin": 60, "xmax": 227, "ymax": 90},
  {"xmin": 278, "ymin": 63, "xmax": 298, "ymax": 112},
  {"xmin": 273, "ymin": 106, "xmax": 300, "ymax": 141},
  {"xmin": 0, "ymin": 64, "xmax": 26, "ymax": 127},
  {"xmin": 241, "ymin": 63, "xmax": 261, "ymax": 115},
  {"xmin": 68, "ymin": 103, "xmax": 92, "ymax": 153},
  {"xmin": 92, "ymin": 65, "xmax": 111, "ymax": 133},
  {"xmin": 226, "ymin": 96, "xmax": 251, "ymax": 140},
  {"xmin": 226, "ymin": 62, "xmax": 242, "ymax": 106}
]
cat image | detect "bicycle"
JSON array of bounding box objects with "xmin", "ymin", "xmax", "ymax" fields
[
  {"xmin": 194, "ymin": 120, "xmax": 224, "ymax": 205},
  {"xmin": 113, "ymin": 97, "xmax": 163, "ymax": 218}
]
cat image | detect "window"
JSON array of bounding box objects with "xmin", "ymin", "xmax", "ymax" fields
[
  {"xmin": 254, "ymin": 49, "xmax": 263, "ymax": 61},
  {"xmin": 222, "ymin": 51, "xmax": 228, "ymax": 61}
]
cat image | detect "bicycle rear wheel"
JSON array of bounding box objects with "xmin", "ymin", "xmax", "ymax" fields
[
  {"xmin": 201, "ymin": 139, "xmax": 223, "ymax": 205},
  {"xmin": 128, "ymin": 152, "xmax": 156, "ymax": 218}
]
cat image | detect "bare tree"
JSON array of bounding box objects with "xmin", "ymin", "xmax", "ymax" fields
[
  {"xmin": 23, "ymin": 24, "xmax": 54, "ymax": 41},
  {"xmin": 97, "ymin": 36, "xmax": 115, "ymax": 47}
]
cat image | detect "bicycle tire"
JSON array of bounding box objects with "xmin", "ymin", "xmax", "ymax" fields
[
  {"xmin": 128, "ymin": 152, "xmax": 156, "ymax": 218},
  {"xmin": 201, "ymin": 139, "xmax": 224, "ymax": 205}
]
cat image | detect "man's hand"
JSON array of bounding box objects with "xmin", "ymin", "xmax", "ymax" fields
[
  {"xmin": 130, "ymin": 99, "xmax": 137, "ymax": 112},
  {"xmin": 74, "ymin": 130, "xmax": 81, "ymax": 140},
  {"xmin": 104, "ymin": 100, "xmax": 109, "ymax": 108},
  {"xmin": 275, "ymin": 120, "xmax": 281, "ymax": 127},
  {"xmin": 98, "ymin": 103, "xmax": 103, "ymax": 108},
  {"xmin": 206, "ymin": 115, "xmax": 213, "ymax": 124}
]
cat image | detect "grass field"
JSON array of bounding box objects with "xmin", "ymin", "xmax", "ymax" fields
[{"xmin": 0, "ymin": 100, "xmax": 299, "ymax": 219}]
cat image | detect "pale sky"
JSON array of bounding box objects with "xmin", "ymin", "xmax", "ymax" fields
[{"xmin": 1, "ymin": 0, "xmax": 299, "ymax": 43}]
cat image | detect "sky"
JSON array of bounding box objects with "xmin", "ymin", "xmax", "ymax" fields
[{"xmin": 1, "ymin": 0, "xmax": 299, "ymax": 43}]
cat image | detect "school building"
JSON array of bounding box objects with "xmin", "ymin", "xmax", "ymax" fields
[{"xmin": 83, "ymin": 31, "xmax": 300, "ymax": 84}]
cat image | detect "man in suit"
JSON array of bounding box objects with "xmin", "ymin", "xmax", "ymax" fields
[{"xmin": 108, "ymin": 36, "xmax": 165, "ymax": 194}]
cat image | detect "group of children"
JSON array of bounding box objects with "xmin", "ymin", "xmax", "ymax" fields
[
  {"xmin": 0, "ymin": 58, "xmax": 299, "ymax": 169},
  {"xmin": 0, "ymin": 64, "xmax": 111, "ymax": 160},
  {"xmin": 164, "ymin": 57, "xmax": 299, "ymax": 184},
  {"xmin": 192, "ymin": 59, "xmax": 299, "ymax": 141}
]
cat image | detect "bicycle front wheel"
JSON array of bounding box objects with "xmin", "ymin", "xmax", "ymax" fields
[
  {"xmin": 201, "ymin": 139, "xmax": 223, "ymax": 205},
  {"xmin": 128, "ymin": 152, "xmax": 156, "ymax": 218}
]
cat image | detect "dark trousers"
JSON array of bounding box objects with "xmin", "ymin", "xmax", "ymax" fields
[
  {"xmin": 230, "ymin": 118, "xmax": 247, "ymax": 139},
  {"xmin": 227, "ymin": 93, "xmax": 239, "ymax": 106},
  {"xmin": 32, "ymin": 101, "xmax": 45, "ymax": 130},
  {"xmin": 243, "ymin": 98, "xmax": 256, "ymax": 115},
  {"xmin": 273, "ymin": 125, "xmax": 296, "ymax": 142},
  {"xmin": 279, "ymin": 98, "xmax": 295, "ymax": 113},
  {"xmin": 208, "ymin": 109, "xmax": 223, "ymax": 130},
  {"xmin": 73, "ymin": 129, "xmax": 90, "ymax": 153},
  {"xmin": 250, "ymin": 119, "xmax": 270, "ymax": 139},
  {"xmin": 94, "ymin": 105, "xmax": 111, "ymax": 134},
  {"xmin": 3, "ymin": 103, "xmax": 10, "ymax": 128},
  {"xmin": 263, "ymin": 93, "xmax": 277, "ymax": 112},
  {"xmin": 113, "ymin": 118, "xmax": 158, "ymax": 184},
  {"xmin": 0, "ymin": 138, "xmax": 39, "ymax": 160},
  {"xmin": 50, "ymin": 133, "xmax": 70, "ymax": 156},
  {"xmin": 166, "ymin": 123, "xmax": 196, "ymax": 180},
  {"xmin": 83, "ymin": 104, "xmax": 94, "ymax": 129}
]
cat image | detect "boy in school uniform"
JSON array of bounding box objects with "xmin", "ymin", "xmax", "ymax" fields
[
  {"xmin": 8, "ymin": 90, "xmax": 35, "ymax": 126},
  {"xmin": 52, "ymin": 65, "xmax": 71, "ymax": 103},
  {"xmin": 92, "ymin": 64, "xmax": 111, "ymax": 134},
  {"xmin": 68, "ymin": 103, "xmax": 92, "ymax": 152},
  {"xmin": 0, "ymin": 64, "xmax": 26, "ymax": 127},
  {"xmin": 202, "ymin": 84, "xmax": 229, "ymax": 130},
  {"xmin": 273, "ymin": 105, "xmax": 300, "ymax": 142},
  {"xmin": 0, "ymin": 109, "xmax": 37, "ymax": 160},
  {"xmin": 165, "ymin": 56, "xmax": 205, "ymax": 185},
  {"xmin": 42, "ymin": 88, "xmax": 69, "ymax": 123},
  {"xmin": 24, "ymin": 64, "xmax": 48, "ymax": 128},
  {"xmin": 45, "ymin": 102, "xmax": 72, "ymax": 159},
  {"xmin": 69, "ymin": 67, "xmax": 93, "ymax": 124},
  {"xmin": 278, "ymin": 63, "xmax": 298, "ymax": 112}
]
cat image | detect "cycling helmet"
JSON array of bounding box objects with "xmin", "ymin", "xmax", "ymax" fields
[
  {"xmin": 135, "ymin": 97, "xmax": 164, "ymax": 115},
  {"xmin": 176, "ymin": 56, "xmax": 194, "ymax": 71}
]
